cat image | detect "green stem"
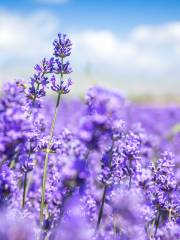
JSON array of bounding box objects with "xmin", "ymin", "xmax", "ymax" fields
[
  {"xmin": 155, "ymin": 211, "xmax": 160, "ymax": 236},
  {"xmin": 22, "ymin": 142, "xmax": 32, "ymax": 208},
  {"xmin": 149, "ymin": 219, "xmax": 155, "ymax": 240},
  {"xmin": 96, "ymin": 144, "xmax": 114, "ymax": 232},
  {"xmin": 96, "ymin": 185, "xmax": 107, "ymax": 232},
  {"xmin": 128, "ymin": 173, "xmax": 132, "ymax": 190},
  {"xmin": 22, "ymin": 172, "xmax": 28, "ymax": 208},
  {"xmin": 21, "ymin": 81, "xmax": 40, "ymax": 207},
  {"xmin": 40, "ymin": 91, "xmax": 61, "ymax": 223},
  {"xmin": 128, "ymin": 158, "xmax": 133, "ymax": 190}
]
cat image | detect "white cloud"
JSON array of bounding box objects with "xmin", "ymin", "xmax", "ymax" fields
[
  {"xmin": 131, "ymin": 22, "xmax": 180, "ymax": 45},
  {"xmin": 72, "ymin": 25, "xmax": 180, "ymax": 94},
  {"xmin": 0, "ymin": 9, "xmax": 59, "ymax": 59},
  {"xmin": 72, "ymin": 28, "xmax": 177, "ymax": 74},
  {"xmin": 0, "ymin": 9, "xmax": 180, "ymax": 94},
  {"xmin": 0, "ymin": 9, "xmax": 60, "ymax": 82},
  {"xmin": 73, "ymin": 31, "xmax": 137, "ymax": 62}
]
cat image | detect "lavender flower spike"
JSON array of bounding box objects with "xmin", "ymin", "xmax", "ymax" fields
[
  {"xmin": 53, "ymin": 33, "xmax": 72, "ymax": 58},
  {"xmin": 40, "ymin": 33, "xmax": 73, "ymax": 223}
]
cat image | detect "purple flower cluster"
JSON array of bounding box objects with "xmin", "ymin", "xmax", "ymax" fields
[
  {"xmin": 0, "ymin": 33, "xmax": 180, "ymax": 240},
  {"xmin": 26, "ymin": 34, "xmax": 73, "ymax": 104}
]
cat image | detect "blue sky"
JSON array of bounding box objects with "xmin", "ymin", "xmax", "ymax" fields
[
  {"xmin": 2, "ymin": 0, "xmax": 180, "ymax": 33},
  {"xmin": 0, "ymin": 0, "xmax": 180, "ymax": 95}
]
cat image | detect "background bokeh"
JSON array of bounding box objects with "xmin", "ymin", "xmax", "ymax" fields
[{"xmin": 0, "ymin": 0, "xmax": 180, "ymax": 101}]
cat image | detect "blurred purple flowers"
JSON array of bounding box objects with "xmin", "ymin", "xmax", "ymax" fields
[{"xmin": 0, "ymin": 33, "xmax": 180, "ymax": 240}]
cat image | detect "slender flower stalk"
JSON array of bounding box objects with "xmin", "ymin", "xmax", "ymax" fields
[
  {"xmin": 96, "ymin": 144, "xmax": 114, "ymax": 232},
  {"xmin": 128, "ymin": 160, "xmax": 133, "ymax": 190},
  {"xmin": 20, "ymin": 65, "xmax": 48, "ymax": 208},
  {"xmin": 96, "ymin": 184, "xmax": 107, "ymax": 231},
  {"xmin": 22, "ymin": 172, "xmax": 28, "ymax": 208},
  {"xmin": 155, "ymin": 211, "xmax": 161, "ymax": 236},
  {"xmin": 149, "ymin": 219, "xmax": 155, "ymax": 240},
  {"xmin": 22, "ymin": 142, "xmax": 33, "ymax": 208},
  {"xmin": 40, "ymin": 91, "xmax": 61, "ymax": 222},
  {"xmin": 40, "ymin": 33, "xmax": 73, "ymax": 223}
]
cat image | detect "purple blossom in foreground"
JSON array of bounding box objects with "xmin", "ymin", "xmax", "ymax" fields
[
  {"xmin": 156, "ymin": 221, "xmax": 180, "ymax": 240},
  {"xmin": 0, "ymin": 212, "xmax": 34, "ymax": 240},
  {"xmin": 54, "ymin": 197, "xmax": 92, "ymax": 240}
]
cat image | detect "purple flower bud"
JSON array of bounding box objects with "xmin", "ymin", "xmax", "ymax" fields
[
  {"xmin": 54, "ymin": 59, "xmax": 72, "ymax": 74},
  {"xmin": 53, "ymin": 34, "xmax": 72, "ymax": 58},
  {"xmin": 51, "ymin": 75, "xmax": 73, "ymax": 94},
  {"xmin": 34, "ymin": 57, "xmax": 54, "ymax": 74}
]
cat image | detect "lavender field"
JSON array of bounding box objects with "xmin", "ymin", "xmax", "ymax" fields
[{"xmin": 0, "ymin": 33, "xmax": 180, "ymax": 240}]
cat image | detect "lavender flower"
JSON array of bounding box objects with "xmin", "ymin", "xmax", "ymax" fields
[
  {"xmin": 51, "ymin": 75, "xmax": 72, "ymax": 94},
  {"xmin": 39, "ymin": 33, "xmax": 73, "ymax": 224},
  {"xmin": 53, "ymin": 33, "xmax": 72, "ymax": 58},
  {"xmin": 34, "ymin": 57, "xmax": 54, "ymax": 74},
  {"xmin": 54, "ymin": 59, "xmax": 72, "ymax": 74}
]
